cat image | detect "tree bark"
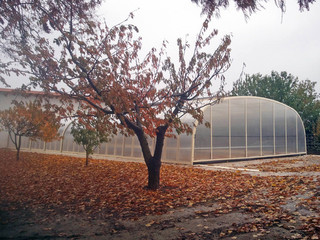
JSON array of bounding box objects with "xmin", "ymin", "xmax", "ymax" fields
[
  {"xmin": 16, "ymin": 135, "xmax": 22, "ymax": 161},
  {"xmin": 147, "ymin": 157, "xmax": 161, "ymax": 190},
  {"xmin": 134, "ymin": 127, "xmax": 162, "ymax": 190},
  {"xmin": 143, "ymin": 126, "xmax": 167, "ymax": 190},
  {"xmin": 16, "ymin": 148, "xmax": 20, "ymax": 161},
  {"xmin": 125, "ymin": 115, "xmax": 168, "ymax": 190},
  {"xmin": 85, "ymin": 151, "xmax": 89, "ymax": 166}
]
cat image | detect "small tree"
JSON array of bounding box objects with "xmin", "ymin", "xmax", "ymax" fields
[
  {"xmin": 0, "ymin": 100, "xmax": 61, "ymax": 160},
  {"xmin": 71, "ymin": 116, "xmax": 111, "ymax": 166}
]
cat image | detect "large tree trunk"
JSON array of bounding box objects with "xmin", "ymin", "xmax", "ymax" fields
[
  {"xmin": 135, "ymin": 125, "xmax": 167, "ymax": 190},
  {"xmin": 147, "ymin": 157, "xmax": 161, "ymax": 190},
  {"xmin": 124, "ymin": 115, "xmax": 168, "ymax": 190}
]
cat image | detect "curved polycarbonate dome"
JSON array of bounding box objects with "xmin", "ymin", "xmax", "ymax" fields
[
  {"xmin": 193, "ymin": 96, "xmax": 306, "ymax": 162},
  {"xmin": 0, "ymin": 96, "xmax": 306, "ymax": 164}
]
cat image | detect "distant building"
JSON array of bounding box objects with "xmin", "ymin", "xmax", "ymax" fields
[{"xmin": 0, "ymin": 88, "xmax": 306, "ymax": 164}]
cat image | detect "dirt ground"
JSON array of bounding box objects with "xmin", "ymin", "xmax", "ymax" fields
[{"xmin": 1, "ymin": 154, "xmax": 320, "ymax": 240}]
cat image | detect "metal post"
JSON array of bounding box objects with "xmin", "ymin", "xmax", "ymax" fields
[
  {"xmin": 285, "ymin": 108, "xmax": 287, "ymax": 154},
  {"xmin": 273, "ymin": 103, "xmax": 276, "ymax": 155},
  {"xmin": 259, "ymin": 100, "xmax": 262, "ymax": 156},
  {"xmin": 228, "ymin": 100, "xmax": 231, "ymax": 159},
  {"xmin": 210, "ymin": 105, "xmax": 213, "ymax": 159},
  {"xmin": 245, "ymin": 98, "xmax": 248, "ymax": 157}
]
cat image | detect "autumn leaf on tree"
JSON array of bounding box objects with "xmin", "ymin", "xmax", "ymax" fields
[
  {"xmin": 0, "ymin": 0, "xmax": 231, "ymax": 189},
  {"xmin": 0, "ymin": 100, "xmax": 61, "ymax": 160}
]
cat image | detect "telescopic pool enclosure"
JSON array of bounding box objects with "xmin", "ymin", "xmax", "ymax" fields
[{"xmin": 0, "ymin": 96, "xmax": 307, "ymax": 164}]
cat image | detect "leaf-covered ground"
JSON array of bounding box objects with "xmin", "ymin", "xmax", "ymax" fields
[
  {"xmin": 1, "ymin": 149, "xmax": 320, "ymax": 239},
  {"xmin": 248, "ymin": 156, "xmax": 320, "ymax": 173}
]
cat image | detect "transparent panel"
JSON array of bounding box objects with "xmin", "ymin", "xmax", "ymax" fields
[
  {"xmin": 166, "ymin": 149, "xmax": 178, "ymax": 160},
  {"xmin": 46, "ymin": 139, "xmax": 61, "ymax": 151},
  {"xmin": 180, "ymin": 132, "xmax": 192, "ymax": 149},
  {"xmin": 72, "ymin": 141, "xmax": 80, "ymax": 152},
  {"xmin": 115, "ymin": 135, "xmax": 124, "ymax": 156},
  {"xmin": 29, "ymin": 140, "xmax": 35, "ymax": 149},
  {"xmin": 21, "ymin": 136, "xmax": 30, "ymax": 149},
  {"xmin": 98, "ymin": 142, "xmax": 107, "ymax": 154},
  {"xmin": 62, "ymin": 128, "xmax": 74, "ymax": 152},
  {"xmin": 30, "ymin": 140, "xmax": 37, "ymax": 149},
  {"xmin": 7, "ymin": 136, "xmax": 15, "ymax": 148},
  {"xmin": 166, "ymin": 136, "xmax": 178, "ymax": 147},
  {"xmin": 166, "ymin": 137, "xmax": 178, "ymax": 160},
  {"xmin": 0, "ymin": 131, "xmax": 9, "ymax": 148},
  {"xmin": 194, "ymin": 124, "xmax": 211, "ymax": 160},
  {"xmin": 179, "ymin": 132, "xmax": 192, "ymax": 163},
  {"xmin": 230, "ymin": 99, "xmax": 245, "ymax": 158},
  {"xmin": 194, "ymin": 148, "xmax": 210, "ymax": 160},
  {"xmin": 45, "ymin": 141, "xmax": 53, "ymax": 151},
  {"xmin": 275, "ymin": 104, "xmax": 286, "ymax": 154},
  {"xmin": 287, "ymin": 108, "xmax": 297, "ymax": 153},
  {"xmin": 93, "ymin": 145, "xmax": 100, "ymax": 154},
  {"xmin": 132, "ymin": 136, "xmax": 142, "ymax": 158},
  {"xmin": 212, "ymin": 100, "xmax": 229, "ymax": 159},
  {"xmin": 147, "ymin": 136, "xmax": 154, "ymax": 154},
  {"xmin": 179, "ymin": 148, "xmax": 192, "ymax": 162},
  {"xmin": 297, "ymin": 118, "xmax": 306, "ymax": 153},
  {"xmin": 194, "ymin": 106, "xmax": 211, "ymax": 160},
  {"xmin": 77, "ymin": 144, "xmax": 85, "ymax": 153},
  {"xmin": 73, "ymin": 143, "xmax": 80, "ymax": 152},
  {"xmin": 106, "ymin": 139, "xmax": 116, "ymax": 155},
  {"xmin": 46, "ymin": 128, "xmax": 63, "ymax": 151},
  {"xmin": 261, "ymin": 101, "xmax": 274, "ymax": 155},
  {"xmin": 31, "ymin": 139, "xmax": 44, "ymax": 150},
  {"xmin": 123, "ymin": 136, "xmax": 133, "ymax": 156},
  {"xmin": 247, "ymin": 99, "xmax": 261, "ymax": 157}
]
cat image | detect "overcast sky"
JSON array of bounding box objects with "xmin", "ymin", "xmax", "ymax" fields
[
  {"xmin": 1, "ymin": 0, "xmax": 319, "ymax": 94},
  {"xmin": 101, "ymin": 0, "xmax": 320, "ymax": 93}
]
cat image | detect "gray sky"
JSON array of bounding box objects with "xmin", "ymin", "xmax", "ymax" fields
[
  {"xmin": 2, "ymin": 0, "xmax": 319, "ymax": 94},
  {"xmin": 101, "ymin": 0, "xmax": 320, "ymax": 93}
]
